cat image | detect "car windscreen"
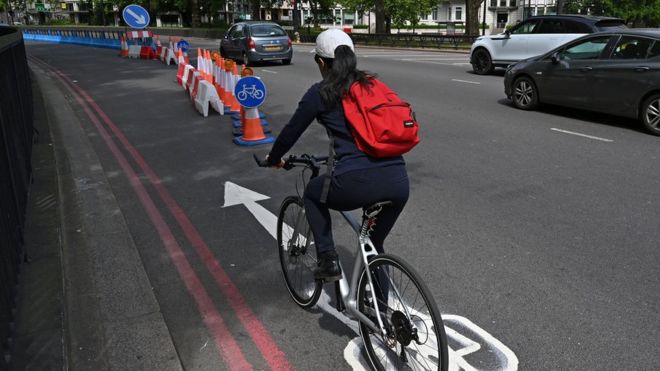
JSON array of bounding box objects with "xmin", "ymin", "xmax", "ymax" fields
[
  {"xmin": 595, "ymin": 20, "xmax": 627, "ymax": 31},
  {"xmin": 250, "ymin": 25, "xmax": 287, "ymax": 37}
]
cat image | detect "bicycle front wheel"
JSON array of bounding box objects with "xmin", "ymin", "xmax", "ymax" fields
[
  {"xmin": 357, "ymin": 254, "xmax": 448, "ymax": 371},
  {"xmin": 277, "ymin": 196, "xmax": 322, "ymax": 308}
]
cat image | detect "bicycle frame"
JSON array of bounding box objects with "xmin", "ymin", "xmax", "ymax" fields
[
  {"xmin": 335, "ymin": 210, "xmax": 388, "ymax": 336},
  {"xmin": 266, "ymin": 154, "xmax": 400, "ymax": 336}
]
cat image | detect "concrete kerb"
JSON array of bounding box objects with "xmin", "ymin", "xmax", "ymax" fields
[{"xmin": 29, "ymin": 62, "xmax": 183, "ymax": 371}]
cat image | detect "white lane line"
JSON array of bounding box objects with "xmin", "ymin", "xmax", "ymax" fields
[
  {"xmin": 451, "ymin": 79, "xmax": 481, "ymax": 85},
  {"xmin": 362, "ymin": 54, "xmax": 456, "ymax": 58},
  {"xmin": 400, "ymin": 59, "xmax": 468, "ymax": 66},
  {"xmin": 260, "ymin": 69, "xmax": 278, "ymax": 74},
  {"xmin": 551, "ymin": 128, "xmax": 613, "ymax": 142},
  {"xmin": 399, "ymin": 58, "xmax": 469, "ymax": 61}
]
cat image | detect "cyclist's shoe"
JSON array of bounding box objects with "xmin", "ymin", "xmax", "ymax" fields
[{"xmin": 314, "ymin": 251, "xmax": 342, "ymax": 282}]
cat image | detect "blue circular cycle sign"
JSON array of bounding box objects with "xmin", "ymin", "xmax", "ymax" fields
[
  {"xmin": 177, "ymin": 39, "xmax": 190, "ymax": 53},
  {"xmin": 122, "ymin": 4, "xmax": 150, "ymax": 29},
  {"xmin": 234, "ymin": 76, "xmax": 267, "ymax": 108}
]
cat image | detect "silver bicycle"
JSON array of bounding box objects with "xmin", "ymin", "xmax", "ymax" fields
[{"xmin": 256, "ymin": 153, "xmax": 448, "ymax": 370}]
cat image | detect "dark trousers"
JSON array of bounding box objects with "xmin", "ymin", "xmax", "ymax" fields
[{"xmin": 303, "ymin": 165, "xmax": 409, "ymax": 254}]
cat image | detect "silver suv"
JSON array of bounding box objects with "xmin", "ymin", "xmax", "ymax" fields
[
  {"xmin": 220, "ymin": 21, "xmax": 293, "ymax": 66},
  {"xmin": 470, "ymin": 15, "xmax": 626, "ymax": 75}
]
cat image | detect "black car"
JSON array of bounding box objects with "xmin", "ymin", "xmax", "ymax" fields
[
  {"xmin": 220, "ymin": 21, "xmax": 293, "ymax": 66},
  {"xmin": 504, "ymin": 29, "xmax": 660, "ymax": 136}
]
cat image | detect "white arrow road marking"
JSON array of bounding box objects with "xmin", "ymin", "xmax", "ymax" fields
[
  {"xmin": 222, "ymin": 181, "xmax": 277, "ymax": 239},
  {"xmin": 223, "ymin": 181, "xmax": 518, "ymax": 370},
  {"xmin": 126, "ymin": 8, "xmax": 147, "ymax": 24}
]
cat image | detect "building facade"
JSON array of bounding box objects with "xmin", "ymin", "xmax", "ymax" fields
[{"xmin": 15, "ymin": 0, "xmax": 557, "ymax": 35}]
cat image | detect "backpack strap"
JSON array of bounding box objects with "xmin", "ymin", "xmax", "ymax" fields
[{"xmin": 320, "ymin": 128, "xmax": 335, "ymax": 204}]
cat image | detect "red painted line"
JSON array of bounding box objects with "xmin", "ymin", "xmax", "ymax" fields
[
  {"xmin": 31, "ymin": 57, "xmax": 252, "ymax": 371},
  {"xmin": 34, "ymin": 57, "xmax": 292, "ymax": 370}
]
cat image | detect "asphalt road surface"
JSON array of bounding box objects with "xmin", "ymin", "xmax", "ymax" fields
[{"xmin": 26, "ymin": 41, "xmax": 660, "ymax": 370}]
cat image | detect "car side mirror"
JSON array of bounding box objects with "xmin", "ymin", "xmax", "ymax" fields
[
  {"xmin": 504, "ymin": 30, "xmax": 511, "ymax": 38},
  {"xmin": 551, "ymin": 52, "xmax": 560, "ymax": 64}
]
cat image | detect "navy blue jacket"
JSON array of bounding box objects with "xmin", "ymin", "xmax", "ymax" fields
[{"xmin": 267, "ymin": 82, "xmax": 404, "ymax": 175}]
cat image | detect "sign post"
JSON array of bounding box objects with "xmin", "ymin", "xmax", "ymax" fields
[{"xmin": 232, "ymin": 76, "xmax": 274, "ymax": 146}]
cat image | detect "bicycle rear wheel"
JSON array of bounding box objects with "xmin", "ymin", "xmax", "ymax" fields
[
  {"xmin": 357, "ymin": 254, "xmax": 448, "ymax": 371},
  {"xmin": 277, "ymin": 196, "xmax": 322, "ymax": 308}
]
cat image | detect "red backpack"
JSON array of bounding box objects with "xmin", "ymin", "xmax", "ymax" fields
[{"xmin": 342, "ymin": 78, "xmax": 420, "ymax": 157}]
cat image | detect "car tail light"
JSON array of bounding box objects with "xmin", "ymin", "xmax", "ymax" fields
[
  {"xmin": 288, "ymin": 37, "xmax": 292, "ymax": 48},
  {"xmin": 248, "ymin": 37, "xmax": 256, "ymax": 50}
]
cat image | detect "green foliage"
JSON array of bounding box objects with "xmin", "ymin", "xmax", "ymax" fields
[
  {"xmin": 341, "ymin": 0, "xmax": 373, "ymax": 15},
  {"xmin": 564, "ymin": 0, "xmax": 660, "ymax": 27}
]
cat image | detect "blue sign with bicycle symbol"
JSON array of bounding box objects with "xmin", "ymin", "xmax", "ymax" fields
[
  {"xmin": 234, "ymin": 76, "xmax": 266, "ymax": 108},
  {"xmin": 177, "ymin": 39, "xmax": 189, "ymax": 53}
]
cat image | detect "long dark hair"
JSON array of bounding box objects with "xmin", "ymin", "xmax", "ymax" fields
[{"xmin": 318, "ymin": 45, "xmax": 374, "ymax": 107}]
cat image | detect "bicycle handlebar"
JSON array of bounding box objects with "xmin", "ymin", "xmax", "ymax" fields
[{"xmin": 253, "ymin": 153, "xmax": 328, "ymax": 171}]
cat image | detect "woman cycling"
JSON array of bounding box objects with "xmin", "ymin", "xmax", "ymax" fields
[{"xmin": 265, "ymin": 29, "xmax": 409, "ymax": 282}]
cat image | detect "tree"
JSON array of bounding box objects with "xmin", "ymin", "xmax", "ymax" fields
[
  {"xmin": 465, "ymin": 0, "xmax": 484, "ymax": 36},
  {"xmin": 563, "ymin": 0, "xmax": 660, "ymax": 27},
  {"xmin": 385, "ymin": 0, "xmax": 434, "ymax": 32},
  {"xmin": 0, "ymin": 0, "xmax": 9, "ymax": 24}
]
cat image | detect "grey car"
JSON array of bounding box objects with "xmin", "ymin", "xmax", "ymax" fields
[
  {"xmin": 220, "ymin": 21, "xmax": 293, "ymax": 66},
  {"xmin": 504, "ymin": 29, "xmax": 660, "ymax": 136}
]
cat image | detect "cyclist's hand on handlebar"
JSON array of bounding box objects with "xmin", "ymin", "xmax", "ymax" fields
[{"xmin": 253, "ymin": 153, "xmax": 285, "ymax": 168}]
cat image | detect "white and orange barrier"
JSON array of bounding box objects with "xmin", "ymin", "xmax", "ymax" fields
[
  {"xmin": 195, "ymin": 80, "xmax": 224, "ymax": 117},
  {"xmin": 181, "ymin": 65, "xmax": 195, "ymax": 88},
  {"xmin": 128, "ymin": 44, "xmax": 142, "ymax": 58}
]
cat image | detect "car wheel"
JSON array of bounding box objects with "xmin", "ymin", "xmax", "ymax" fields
[
  {"xmin": 220, "ymin": 47, "xmax": 227, "ymax": 58},
  {"xmin": 511, "ymin": 76, "xmax": 539, "ymax": 110},
  {"xmin": 472, "ymin": 48, "xmax": 494, "ymax": 75},
  {"xmin": 282, "ymin": 58, "xmax": 291, "ymax": 65},
  {"xmin": 641, "ymin": 94, "xmax": 660, "ymax": 136},
  {"xmin": 242, "ymin": 52, "xmax": 250, "ymax": 66}
]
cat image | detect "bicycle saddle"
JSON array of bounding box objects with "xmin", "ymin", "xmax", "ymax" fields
[{"xmin": 364, "ymin": 201, "xmax": 393, "ymax": 218}]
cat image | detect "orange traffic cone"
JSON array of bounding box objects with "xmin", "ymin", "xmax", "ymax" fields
[
  {"xmin": 205, "ymin": 50, "xmax": 213, "ymax": 83},
  {"xmin": 230, "ymin": 63, "xmax": 241, "ymax": 113},
  {"xmin": 196, "ymin": 48, "xmax": 203, "ymax": 78},
  {"xmin": 176, "ymin": 55, "xmax": 186, "ymax": 85},
  {"xmin": 119, "ymin": 35, "xmax": 128, "ymax": 57},
  {"xmin": 233, "ymin": 107, "xmax": 274, "ymax": 146},
  {"xmin": 221, "ymin": 59, "xmax": 230, "ymax": 106}
]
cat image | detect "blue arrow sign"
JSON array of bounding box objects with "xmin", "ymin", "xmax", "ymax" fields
[
  {"xmin": 122, "ymin": 4, "xmax": 150, "ymax": 29},
  {"xmin": 234, "ymin": 76, "xmax": 267, "ymax": 108}
]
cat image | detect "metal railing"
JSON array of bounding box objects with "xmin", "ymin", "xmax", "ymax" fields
[
  {"xmin": 0, "ymin": 25, "xmax": 33, "ymax": 366},
  {"xmin": 297, "ymin": 32, "xmax": 477, "ymax": 49}
]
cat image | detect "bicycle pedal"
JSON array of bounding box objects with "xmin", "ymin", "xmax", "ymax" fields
[{"xmin": 320, "ymin": 275, "xmax": 342, "ymax": 283}]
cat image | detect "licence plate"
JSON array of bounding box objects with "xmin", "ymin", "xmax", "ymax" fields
[{"xmin": 263, "ymin": 45, "xmax": 282, "ymax": 51}]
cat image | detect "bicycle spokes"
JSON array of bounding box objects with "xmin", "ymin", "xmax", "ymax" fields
[
  {"xmin": 277, "ymin": 197, "xmax": 322, "ymax": 308},
  {"xmin": 358, "ymin": 255, "xmax": 447, "ymax": 370}
]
